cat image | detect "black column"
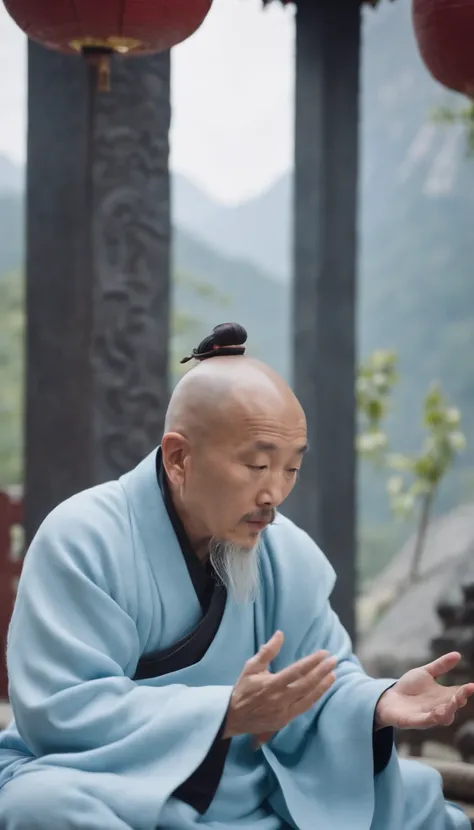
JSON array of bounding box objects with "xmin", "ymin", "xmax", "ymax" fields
[
  {"xmin": 290, "ymin": 0, "xmax": 360, "ymax": 639},
  {"xmin": 25, "ymin": 44, "xmax": 171, "ymax": 541}
]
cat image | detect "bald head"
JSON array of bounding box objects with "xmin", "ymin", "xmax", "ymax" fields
[
  {"xmin": 164, "ymin": 355, "xmax": 304, "ymax": 442},
  {"xmin": 161, "ymin": 355, "xmax": 307, "ymax": 559}
]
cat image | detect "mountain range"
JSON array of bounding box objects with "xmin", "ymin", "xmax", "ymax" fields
[{"xmin": 1, "ymin": 0, "xmax": 474, "ymax": 581}]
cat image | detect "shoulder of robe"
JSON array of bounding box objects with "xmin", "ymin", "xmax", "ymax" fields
[
  {"xmin": 22, "ymin": 481, "xmax": 132, "ymax": 591},
  {"xmin": 262, "ymin": 513, "xmax": 337, "ymax": 613}
]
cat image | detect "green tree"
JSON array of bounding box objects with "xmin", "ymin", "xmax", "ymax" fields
[
  {"xmin": 0, "ymin": 270, "xmax": 24, "ymax": 487},
  {"xmin": 357, "ymin": 351, "xmax": 466, "ymax": 590},
  {"xmin": 356, "ymin": 349, "xmax": 397, "ymax": 462},
  {"xmin": 386, "ymin": 385, "xmax": 465, "ymax": 583}
]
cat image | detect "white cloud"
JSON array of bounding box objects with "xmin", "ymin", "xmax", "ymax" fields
[{"xmin": 0, "ymin": 0, "xmax": 294, "ymax": 204}]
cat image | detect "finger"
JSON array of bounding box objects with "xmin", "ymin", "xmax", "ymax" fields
[
  {"xmin": 423, "ymin": 652, "xmax": 461, "ymax": 679},
  {"xmin": 457, "ymin": 683, "xmax": 474, "ymax": 704},
  {"xmin": 285, "ymin": 656, "xmax": 338, "ymax": 697},
  {"xmin": 397, "ymin": 702, "xmax": 456, "ymax": 731},
  {"xmin": 450, "ymin": 686, "xmax": 470, "ymax": 711},
  {"xmin": 253, "ymin": 731, "xmax": 274, "ymax": 750},
  {"xmin": 435, "ymin": 699, "xmax": 458, "ymax": 726},
  {"xmin": 397, "ymin": 686, "xmax": 474, "ymax": 731},
  {"xmin": 440, "ymin": 684, "xmax": 474, "ymax": 721},
  {"xmin": 269, "ymin": 650, "xmax": 331, "ymax": 690},
  {"xmin": 289, "ymin": 671, "xmax": 336, "ymax": 718},
  {"xmin": 244, "ymin": 631, "xmax": 285, "ymax": 674}
]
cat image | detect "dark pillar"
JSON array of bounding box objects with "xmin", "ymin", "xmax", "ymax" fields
[
  {"xmin": 290, "ymin": 0, "xmax": 360, "ymax": 639},
  {"xmin": 25, "ymin": 44, "xmax": 171, "ymax": 542}
]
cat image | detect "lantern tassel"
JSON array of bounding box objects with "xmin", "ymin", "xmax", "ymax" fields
[
  {"xmin": 82, "ymin": 47, "xmax": 113, "ymax": 93},
  {"xmin": 97, "ymin": 55, "xmax": 111, "ymax": 93}
]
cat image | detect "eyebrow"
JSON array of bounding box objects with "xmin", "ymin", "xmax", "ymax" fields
[{"xmin": 254, "ymin": 441, "xmax": 309, "ymax": 456}]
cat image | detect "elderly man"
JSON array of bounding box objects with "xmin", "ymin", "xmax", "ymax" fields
[{"xmin": 0, "ymin": 322, "xmax": 472, "ymax": 830}]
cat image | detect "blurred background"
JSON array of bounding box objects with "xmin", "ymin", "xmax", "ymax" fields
[{"xmin": 1, "ymin": 0, "xmax": 474, "ymax": 815}]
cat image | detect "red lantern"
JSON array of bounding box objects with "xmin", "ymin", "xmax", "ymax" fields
[
  {"xmin": 3, "ymin": 0, "xmax": 212, "ymax": 88},
  {"xmin": 412, "ymin": 0, "xmax": 474, "ymax": 97}
]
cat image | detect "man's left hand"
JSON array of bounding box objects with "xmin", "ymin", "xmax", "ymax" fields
[{"xmin": 375, "ymin": 651, "xmax": 474, "ymax": 730}]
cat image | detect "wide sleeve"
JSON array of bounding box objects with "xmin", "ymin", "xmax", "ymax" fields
[
  {"xmin": 7, "ymin": 492, "xmax": 232, "ymax": 814},
  {"xmin": 264, "ymin": 591, "xmax": 395, "ymax": 756},
  {"xmin": 259, "ymin": 519, "xmax": 396, "ymax": 830}
]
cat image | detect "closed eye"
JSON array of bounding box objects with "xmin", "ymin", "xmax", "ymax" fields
[{"xmin": 247, "ymin": 465, "xmax": 268, "ymax": 471}]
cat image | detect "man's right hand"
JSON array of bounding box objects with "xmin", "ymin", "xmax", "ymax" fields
[{"xmin": 223, "ymin": 631, "xmax": 337, "ymax": 740}]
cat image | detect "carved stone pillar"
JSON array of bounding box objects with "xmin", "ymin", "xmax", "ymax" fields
[
  {"xmin": 289, "ymin": 0, "xmax": 360, "ymax": 639},
  {"xmin": 25, "ymin": 44, "xmax": 171, "ymax": 541}
]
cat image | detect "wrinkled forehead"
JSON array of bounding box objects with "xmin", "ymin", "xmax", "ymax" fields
[{"xmin": 208, "ymin": 390, "xmax": 307, "ymax": 452}]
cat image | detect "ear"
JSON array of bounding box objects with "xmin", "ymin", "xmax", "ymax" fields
[{"xmin": 161, "ymin": 432, "xmax": 190, "ymax": 486}]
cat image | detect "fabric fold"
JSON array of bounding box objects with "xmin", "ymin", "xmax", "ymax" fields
[
  {"xmin": 1, "ymin": 480, "xmax": 233, "ymax": 828},
  {"xmin": 0, "ymin": 452, "xmax": 469, "ymax": 830}
]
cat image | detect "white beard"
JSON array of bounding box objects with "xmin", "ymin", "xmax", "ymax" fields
[{"xmin": 209, "ymin": 538, "xmax": 261, "ymax": 604}]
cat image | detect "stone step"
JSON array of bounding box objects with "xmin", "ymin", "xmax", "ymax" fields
[
  {"xmin": 417, "ymin": 757, "xmax": 474, "ymax": 826},
  {"xmin": 420, "ymin": 756, "xmax": 474, "ymax": 801}
]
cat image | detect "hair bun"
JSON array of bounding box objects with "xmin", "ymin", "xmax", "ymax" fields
[{"xmin": 180, "ymin": 322, "xmax": 248, "ymax": 364}]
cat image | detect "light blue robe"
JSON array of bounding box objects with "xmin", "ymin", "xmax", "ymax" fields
[{"xmin": 0, "ymin": 450, "xmax": 469, "ymax": 830}]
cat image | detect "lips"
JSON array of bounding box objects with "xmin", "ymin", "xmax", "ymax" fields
[{"xmin": 246, "ymin": 520, "xmax": 269, "ymax": 531}]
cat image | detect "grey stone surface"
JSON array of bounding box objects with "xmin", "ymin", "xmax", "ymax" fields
[
  {"xmin": 359, "ymin": 503, "xmax": 474, "ymax": 676},
  {"xmin": 288, "ymin": 0, "xmax": 361, "ymax": 640},
  {"xmin": 25, "ymin": 43, "xmax": 171, "ymax": 541}
]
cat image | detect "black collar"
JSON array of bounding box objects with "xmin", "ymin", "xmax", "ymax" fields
[{"xmin": 156, "ymin": 448, "xmax": 215, "ymax": 613}]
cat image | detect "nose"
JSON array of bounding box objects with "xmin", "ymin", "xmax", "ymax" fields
[{"xmin": 256, "ymin": 480, "xmax": 284, "ymax": 508}]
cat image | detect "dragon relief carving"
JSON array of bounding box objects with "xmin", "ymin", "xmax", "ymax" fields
[{"xmin": 90, "ymin": 53, "xmax": 171, "ymax": 480}]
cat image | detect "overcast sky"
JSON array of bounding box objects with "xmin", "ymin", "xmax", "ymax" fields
[{"xmin": 0, "ymin": 0, "xmax": 295, "ymax": 205}]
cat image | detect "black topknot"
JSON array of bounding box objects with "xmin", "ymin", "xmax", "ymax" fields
[{"xmin": 180, "ymin": 322, "xmax": 248, "ymax": 364}]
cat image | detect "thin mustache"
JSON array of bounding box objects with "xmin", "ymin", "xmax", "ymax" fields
[{"xmin": 243, "ymin": 509, "xmax": 276, "ymax": 523}]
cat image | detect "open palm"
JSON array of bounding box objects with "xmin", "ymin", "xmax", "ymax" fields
[{"xmin": 376, "ymin": 652, "xmax": 474, "ymax": 730}]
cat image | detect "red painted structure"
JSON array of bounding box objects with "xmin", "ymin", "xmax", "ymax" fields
[
  {"xmin": 2, "ymin": 0, "xmax": 212, "ymax": 55},
  {"xmin": 0, "ymin": 493, "xmax": 23, "ymax": 700},
  {"xmin": 413, "ymin": 0, "xmax": 474, "ymax": 96}
]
